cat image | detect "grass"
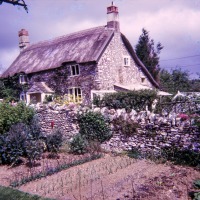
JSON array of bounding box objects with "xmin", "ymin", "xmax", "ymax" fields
[{"xmin": 0, "ymin": 185, "xmax": 55, "ymax": 200}]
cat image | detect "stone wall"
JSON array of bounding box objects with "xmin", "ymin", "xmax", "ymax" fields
[
  {"xmin": 29, "ymin": 63, "xmax": 99, "ymax": 105},
  {"xmin": 35, "ymin": 104, "xmax": 200, "ymax": 153},
  {"xmin": 35, "ymin": 104, "xmax": 79, "ymax": 140},
  {"xmin": 97, "ymin": 32, "xmax": 153, "ymax": 90}
]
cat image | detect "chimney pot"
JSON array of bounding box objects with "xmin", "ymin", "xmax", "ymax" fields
[
  {"xmin": 107, "ymin": 3, "xmax": 120, "ymax": 32},
  {"xmin": 18, "ymin": 29, "xmax": 30, "ymax": 51}
]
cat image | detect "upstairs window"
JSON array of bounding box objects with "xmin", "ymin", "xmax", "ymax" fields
[
  {"xmin": 70, "ymin": 64, "xmax": 80, "ymax": 76},
  {"xmin": 141, "ymin": 77, "xmax": 145, "ymax": 83},
  {"xmin": 68, "ymin": 87, "xmax": 82, "ymax": 103},
  {"xmin": 123, "ymin": 56, "xmax": 130, "ymax": 67},
  {"xmin": 19, "ymin": 74, "xmax": 28, "ymax": 84}
]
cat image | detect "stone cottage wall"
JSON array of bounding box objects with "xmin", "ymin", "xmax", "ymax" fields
[
  {"xmin": 29, "ymin": 63, "xmax": 98, "ymax": 105},
  {"xmin": 35, "ymin": 104, "xmax": 200, "ymax": 153},
  {"xmin": 97, "ymin": 32, "xmax": 153, "ymax": 90}
]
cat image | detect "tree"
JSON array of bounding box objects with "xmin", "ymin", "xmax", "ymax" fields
[
  {"xmin": 135, "ymin": 28, "xmax": 163, "ymax": 82},
  {"xmin": 0, "ymin": 0, "xmax": 28, "ymax": 12},
  {"xmin": 160, "ymin": 68, "xmax": 190, "ymax": 93}
]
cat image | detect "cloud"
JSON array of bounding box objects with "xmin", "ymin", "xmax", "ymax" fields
[{"xmin": 0, "ymin": 0, "xmax": 200, "ymax": 76}]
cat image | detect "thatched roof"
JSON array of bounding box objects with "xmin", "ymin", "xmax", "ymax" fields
[
  {"xmin": 27, "ymin": 82, "xmax": 54, "ymax": 94},
  {"xmin": 2, "ymin": 26, "xmax": 114, "ymax": 77},
  {"xmin": 2, "ymin": 25, "xmax": 159, "ymax": 88}
]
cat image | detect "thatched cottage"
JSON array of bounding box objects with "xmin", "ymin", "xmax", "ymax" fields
[{"xmin": 2, "ymin": 3, "xmax": 159, "ymax": 104}]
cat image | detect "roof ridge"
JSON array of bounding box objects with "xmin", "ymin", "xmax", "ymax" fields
[{"xmin": 23, "ymin": 25, "xmax": 106, "ymax": 52}]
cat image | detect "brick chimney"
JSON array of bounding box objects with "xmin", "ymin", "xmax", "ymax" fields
[
  {"xmin": 107, "ymin": 2, "xmax": 120, "ymax": 32},
  {"xmin": 18, "ymin": 29, "xmax": 30, "ymax": 51}
]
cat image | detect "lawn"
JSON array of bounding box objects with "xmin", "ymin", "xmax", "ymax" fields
[{"xmin": 0, "ymin": 185, "xmax": 54, "ymax": 200}]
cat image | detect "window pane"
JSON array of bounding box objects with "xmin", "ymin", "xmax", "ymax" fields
[
  {"xmin": 75, "ymin": 88, "xmax": 78, "ymax": 97},
  {"xmin": 71, "ymin": 66, "xmax": 75, "ymax": 75},
  {"xmin": 77, "ymin": 88, "xmax": 81, "ymax": 95},
  {"xmin": 76, "ymin": 65, "xmax": 80, "ymax": 75}
]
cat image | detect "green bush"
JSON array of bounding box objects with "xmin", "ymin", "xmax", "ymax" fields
[
  {"xmin": 0, "ymin": 102, "xmax": 35, "ymax": 134},
  {"xmin": 193, "ymin": 179, "xmax": 200, "ymax": 189},
  {"xmin": 0, "ymin": 120, "xmax": 44, "ymax": 165},
  {"xmin": 45, "ymin": 128, "xmax": 63, "ymax": 153},
  {"xmin": 93, "ymin": 89, "xmax": 157, "ymax": 111},
  {"xmin": 113, "ymin": 116, "xmax": 139, "ymax": 137},
  {"xmin": 160, "ymin": 146, "xmax": 200, "ymax": 167},
  {"xmin": 25, "ymin": 140, "xmax": 44, "ymax": 166},
  {"xmin": 70, "ymin": 134, "xmax": 89, "ymax": 154},
  {"xmin": 78, "ymin": 111, "xmax": 112, "ymax": 143},
  {"xmin": 0, "ymin": 123, "xmax": 28, "ymax": 165}
]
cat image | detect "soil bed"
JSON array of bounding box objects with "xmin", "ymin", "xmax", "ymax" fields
[{"xmin": 0, "ymin": 153, "xmax": 199, "ymax": 200}]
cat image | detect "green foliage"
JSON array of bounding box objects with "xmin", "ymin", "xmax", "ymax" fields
[
  {"xmin": 193, "ymin": 192, "xmax": 200, "ymax": 200},
  {"xmin": 78, "ymin": 111, "xmax": 112, "ymax": 143},
  {"xmin": 0, "ymin": 120, "xmax": 44, "ymax": 165},
  {"xmin": 44, "ymin": 95, "xmax": 53, "ymax": 103},
  {"xmin": 94, "ymin": 90, "xmax": 157, "ymax": 111},
  {"xmin": 45, "ymin": 129, "xmax": 63, "ymax": 153},
  {"xmin": 25, "ymin": 140, "xmax": 44, "ymax": 165},
  {"xmin": 70, "ymin": 134, "xmax": 89, "ymax": 154},
  {"xmin": 135, "ymin": 28, "xmax": 163, "ymax": 82},
  {"xmin": 70, "ymin": 111, "xmax": 111, "ymax": 154},
  {"xmin": 193, "ymin": 180, "xmax": 200, "ymax": 189},
  {"xmin": 48, "ymin": 67, "xmax": 68, "ymax": 95},
  {"xmin": 126, "ymin": 148, "xmax": 141, "ymax": 159},
  {"xmin": 160, "ymin": 68, "xmax": 190, "ymax": 93},
  {"xmin": 160, "ymin": 146, "xmax": 200, "ymax": 167},
  {"xmin": 0, "ymin": 185, "xmax": 54, "ymax": 200},
  {"xmin": 0, "ymin": 75, "xmax": 25, "ymax": 101},
  {"xmin": 113, "ymin": 116, "xmax": 139, "ymax": 137},
  {"xmin": 0, "ymin": 102, "xmax": 35, "ymax": 134},
  {"xmin": 92, "ymin": 95, "xmax": 101, "ymax": 107},
  {"xmin": 0, "ymin": 123, "xmax": 28, "ymax": 165},
  {"xmin": 126, "ymin": 146, "xmax": 200, "ymax": 168}
]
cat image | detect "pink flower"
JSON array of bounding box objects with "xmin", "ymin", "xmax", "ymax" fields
[{"xmin": 178, "ymin": 113, "xmax": 189, "ymax": 121}]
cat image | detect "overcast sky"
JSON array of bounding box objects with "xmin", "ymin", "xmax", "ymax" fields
[{"xmin": 0, "ymin": 0, "xmax": 200, "ymax": 78}]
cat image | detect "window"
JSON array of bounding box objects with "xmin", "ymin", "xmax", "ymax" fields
[
  {"xmin": 141, "ymin": 77, "xmax": 145, "ymax": 83},
  {"xmin": 123, "ymin": 56, "xmax": 130, "ymax": 66},
  {"xmin": 68, "ymin": 87, "xmax": 82, "ymax": 103},
  {"xmin": 70, "ymin": 64, "xmax": 80, "ymax": 76},
  {"xmin": 20, "ymin": 92, "xmax": 26, "ymax": 101},
  {"xmin": 19, "ymin": 74, "xmax": 28, "ymax": 84}
]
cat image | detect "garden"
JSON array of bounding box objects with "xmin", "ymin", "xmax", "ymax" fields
[{"xmin": 0, "ymin": 90, "xmax": 199, "ymax": 200}]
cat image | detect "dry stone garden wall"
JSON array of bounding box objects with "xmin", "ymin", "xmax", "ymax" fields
[{"xmin": 35, "ymin": 104, "xmax": 200, "ymax": 153}]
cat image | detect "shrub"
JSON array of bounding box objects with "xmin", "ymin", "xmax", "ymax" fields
[
  {"xmin": 44, "ymin": 95, "xmax": 53, "ymax": 103},
  {"xmin": 69, "ymin": 134, "xmax": 89, "ymax": 154},
  {"xmin": 160, "ymin": 146, "xmax": 200, "ymax": 167},
  {"xmin": 93, "ymin": 90, "xmax": 157, "ymax": 111},
  {"xmin": 0, "ymin": 119, "xmax": 44, "ymax": 165},
  {"xmin": 45, "ymin": 129, "xmax": 63, "ymax": 153},
  {"xmin": 0, "ymin": 102, "xmax": 35, "ymax": 134},
  {"xmin": 0, "ymin": 123, "xmax": 28, "ymax": 165},
  {"xmin": 25, "ymin": 140, "xmax": 44, "ymax": 166},
  {"xmin": 78, "ymin": 111, "xmax": 112, "ymax": 143},
  {"xmin": 113, "ymin": 116, "xmax": 139, "ymax": 137},
  {"xmin": 193, "ymin": 179, "xmax": 200, "ymax": 189}
]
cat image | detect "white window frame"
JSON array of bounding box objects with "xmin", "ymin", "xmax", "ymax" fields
[
  {"xmin": 70, "ymin": 64, "xmax": 80, "ymax": 76},
  {"xmin": 68, "ymin": 87, "xmax": 82, "ymax": 103},
  {"xmin": 19, "ymin": 74, "xmax": 28, "ymax": 84},
  {"xmin": 123, "ymin": 55, "xmax": 130, "ymax": 67}
]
